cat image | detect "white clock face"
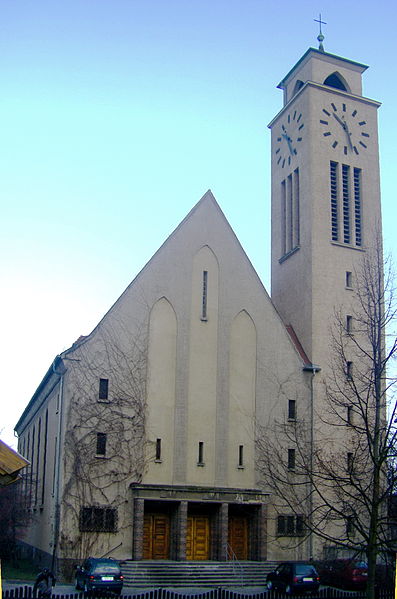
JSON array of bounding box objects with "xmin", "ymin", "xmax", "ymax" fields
[
  {"xmin": 320, "ymin": 101, "xmax": 370, "ymax": 155},
  {"xmin": 275, "ymin": 110, "xmax": 304, "ymax": 169}
]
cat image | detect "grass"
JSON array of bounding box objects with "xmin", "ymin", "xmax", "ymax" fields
[{"xmin": 1, "ymin": 558, "xmax": 38, "ymax": 581}]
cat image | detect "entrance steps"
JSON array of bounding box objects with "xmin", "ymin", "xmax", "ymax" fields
[{"xmin": 121, "ymin": 561, "xmax": 278, "ymax": 588}]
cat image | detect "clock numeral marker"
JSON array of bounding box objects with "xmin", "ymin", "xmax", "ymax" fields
[
  {"xmin": 361, "ymin": 132, "xmax": 370, "ymax": 138},
  {"xmin": 344, "ymin": 146, "xmax": 348, "ymax": 155},
  {"xmin": 298, "ymin": 124, "xmax": 304, "ymax": 130},
  {"xmin": 331, "ymin": 103, "xmax": 337, "ymax": 111},
  {"xmin": 288, "ymin": 114, "xmax": 291, "ymax": 123},
  {"xmin": 352, "ymin": 110, "xmax": 357, "ymax": 117},
  {"xmin": 359, "ymin": 141, "xmax": 367, "ymax": 148},
  {"xmin": 297, "ymin": 113, "xmax": 302, "ymax": 122},
  {"xmin": 288, "ymin": 156, "xmax": 291, "ymax": 165},
  {"xmin": 297, "ymin": 137, "xmax": 302, "ymax": 142},
  {"xmin": 282, "ymin": 159, "xmax": 286, "ymax": 168},
  {"xmin": 353, "ymin": 146, "xmax": 359, "ymax": 155},
  {"xmin": 358, "ymin": 121, "xmax": 366, "ymax": 126},
  {"xmin": 277, "ymin": 156, "xmax": 282, "ymax": 164},
  {"xmin": 323, "ymin": 132, "xmax": 331, "ymax": 137},
  {"xmin": 332, "ymin": 141, "xmax": 338, "ymax": 148},
  {"xmin": 323, "ymin": 109, "xmax": 331, "ymax": 116},
  {"xmin": 275, "ymin": 148, "xmax": 280, "ymax": 154},
  {"xmin": 320, "ymin": 119, "xmax": 328, "ymax": 125},
  {"xmin": 342, "ymin": 103, "xmax": 346, "ymax": 112},
  {"xmin": 277, "ymin": 137, "xmax": 282, "ymax": 142}
]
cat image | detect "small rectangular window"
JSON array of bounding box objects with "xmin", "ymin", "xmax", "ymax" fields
[
  {"xmin": 80, "ymin": 506, "xmax": 117, "ymax": 532},
  {"xmin": 346, "ymin": 361, "xmax": 353, "ymax": 380},
  {"xmin": 346, "ymin": 271, "xmax": 352, "ymax": 288},
  {"xmin": 346, "ymin": 516, "xmax": 354, "ymax": 535},
  {"xmin": 288, "ymin": 448, "xmax": 296, "ymax": 470},
  {"xmin": 347, "ymin": 405, "xmax": 353, "ymax": 425},
  {"xmin": 96, "ymin": 433, "xmax": 107, "ymax": 457},
  {"xmin": 277, "ymin": 514, "xmax": 304, "ymax": 536},
  {"xmin": 346, "ymin": 315, "xmax": 353, "ymax": 334},
  {"xmin": 198, "ymin": 441, "xmax": 204, "ymax": 465},
  {"xmin": 288, "ymin": 400, "xmax": 296, "ymax": 420},
  {"xmin": 238, "ymin": 445, "xmax": 244, "ymax": 467},
  {"xmin": 99, "ymin": 378, "xmax": 109, "ymax": 401},
  {"xmin": 347, "ymin": 452, "xmax": 353, "ymax": 473},
  {"xmin": 155, "ymin": 438, "xmax": 162, "ymax": 461}
]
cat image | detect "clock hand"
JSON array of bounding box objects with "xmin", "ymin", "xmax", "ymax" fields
[
  {"xmin": 332, "ymin": 112, "xmax": 346, "ymax": 129},
  {"xmin": 332, "ymin": 113, "xmax": 353, "ymax": 150},
  {"xmin": 282, "ymin": 132, "xmax": 295, "ymax": 155}
]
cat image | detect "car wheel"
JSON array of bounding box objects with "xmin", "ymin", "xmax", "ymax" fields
[{"xmin": 267, "ymin": 581, "xmax": 273, "ymax": 590}]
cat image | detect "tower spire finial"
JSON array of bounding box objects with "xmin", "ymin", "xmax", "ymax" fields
[{"xmin": 314, "ymin": 13, "xmax": 327, "ymax": 51}]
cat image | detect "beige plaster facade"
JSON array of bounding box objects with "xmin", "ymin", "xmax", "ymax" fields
[{"xmin": 14, "ymin": 44, "xmax": 383, "ymax": 573}]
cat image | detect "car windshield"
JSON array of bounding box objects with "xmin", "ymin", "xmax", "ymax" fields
[
  {"xmin": 295, "ymin": 565, "xmax": 316, "ymax": 576},
  {"xmin": 92, "ymin": 564, "xmax": 120, "ymax": 574}
]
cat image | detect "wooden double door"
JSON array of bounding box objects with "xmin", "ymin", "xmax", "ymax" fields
[{"xmin": 143, "ymin": 512, "xmax": 211, "ymax": 560}]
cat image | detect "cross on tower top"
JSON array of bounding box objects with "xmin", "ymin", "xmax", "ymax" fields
[{"xmin": 314, "ymin": 14, "xmax": 327, "ymax": 51}]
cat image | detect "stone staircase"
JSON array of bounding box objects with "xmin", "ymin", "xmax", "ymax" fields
[{"xmin": 120, "ymin": 561, "xmax": 278, "ymax": 588}]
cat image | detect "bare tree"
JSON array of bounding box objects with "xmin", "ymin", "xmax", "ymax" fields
[
  {"xmin": 58, "ymin": 319, "xmax": 149, "ymax": 569},
  {"xmin": 0, "ymin": 478, "xmax": 35, "ymax": 562},
  {"xmin": 257, "ymin": 238, "xmax": 397, "ymax": 599}
]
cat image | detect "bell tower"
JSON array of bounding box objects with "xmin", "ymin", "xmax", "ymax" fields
[{"xmin": 268, "ymin": 42, "xmax": 382, "ymax": 368}]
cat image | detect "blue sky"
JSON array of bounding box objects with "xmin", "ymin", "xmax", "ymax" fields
[{"xmin": 1, "ymin": 0, "xmax": 396, "ymax": 447}]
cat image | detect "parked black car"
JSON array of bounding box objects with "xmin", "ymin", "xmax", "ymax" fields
[
  {"xmin": 75, "ymin": 558, "xmax": 124, "ymax": 595},
  {"xmin": 266, "ymin": 562, "xmax": 320, "ymax": 594}
]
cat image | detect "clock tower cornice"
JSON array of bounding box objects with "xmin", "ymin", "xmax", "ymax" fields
[
  {"xmin": 277, "ymin": 47, "xmax": 368, "ymax": 91},
  {"xmin": 268, "ymin": 81, "xmax": 381, "ymax": 130}
]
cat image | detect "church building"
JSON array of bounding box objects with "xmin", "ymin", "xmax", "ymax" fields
[{"xmin": 14, "ymin": 39, "xmax": 382, "ymax": 575}]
